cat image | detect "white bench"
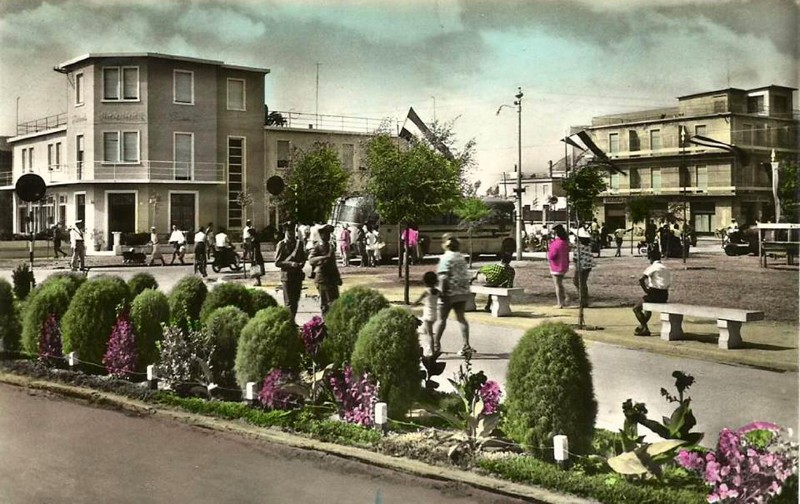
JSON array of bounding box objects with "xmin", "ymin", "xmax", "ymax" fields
[
  {"xmin": 642, "ymin": 302, "xmax": 765, "ymax": 349},
  {"xmin": 466, "ymin": 286, "xmax": 525, "ymax": 317}
]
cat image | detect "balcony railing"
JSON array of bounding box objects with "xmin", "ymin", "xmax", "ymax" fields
[
  {"xmin": 270, "ymin": 111, "xmax": 385, "ymax": 134},
  {"xmin": 30, "ymin": 160, "xmax": 225, "ymax": 184},
  {"xmin": 16, "ymin": 113, "xmax": 67, "ymax": 136}
]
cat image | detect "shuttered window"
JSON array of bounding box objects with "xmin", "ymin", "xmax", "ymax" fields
[
  {"xmin": 174, "ymin": 70, "xmax": 193, "ymax": 104},
  {"xmin": 104, "ymin": 132, "xmax": 119, "ymax": 162},
  {"xmin": 174, "ymin": 133, "xmax": 193, "ymax": 180},
  {"xmin": 103, "ymin": 68, "xmax": 120, "ymax": 100},
  {"xmin": 227, "ymin": 79, "xmax": 245, "ymax": 110}
]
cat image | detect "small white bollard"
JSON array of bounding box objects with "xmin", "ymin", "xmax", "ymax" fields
[
  {"xmin": 245, "ymin": 382, "xmax": 257, "ymax": 405},
  {"xmin": 146, "ymin": 365, "xmax": 158, "ymax": 390},
  {"xmin": 374, "ymin": 402, "xmax": 388, "ymax": 433},
  {"xmin": 67, "ymin": 351, "xmax": 78, "ymax": 369},
  {"xmin": 553, "ymin": 434, "xmax": 569, "ymax": 465}
]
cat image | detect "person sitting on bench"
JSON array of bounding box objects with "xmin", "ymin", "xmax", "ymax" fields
[
  {"xmin": 633, "ymin": 248, "xmax": 671, "ymax": 336},
  {"xmin": 472, "ymin": 253, "xmax": 515, "ymax": 312}
]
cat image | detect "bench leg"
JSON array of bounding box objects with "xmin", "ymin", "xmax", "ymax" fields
[
  {"xmin": 491, "ymin": 295, "xmax": 512, "ymax": 317},
  {"xmin": 659, "ymin": 313, "xmax": 684, "ymax": 341},
  {"xmin": 717, "ymin": 320, "xmax": 743, "ymax": 349},
  {"xmin": 464, "ymin": 293, "xmax": 477, "ymax": 312}
]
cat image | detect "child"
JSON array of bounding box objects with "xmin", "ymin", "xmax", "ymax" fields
[{"xmin": 414, "ymin": 271, "xmax": 440, "ymax": 356}]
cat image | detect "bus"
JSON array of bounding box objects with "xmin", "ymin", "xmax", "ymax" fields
[{"xmin": 329, "ymin": 196, "xmax": 516, "ymax": 260}]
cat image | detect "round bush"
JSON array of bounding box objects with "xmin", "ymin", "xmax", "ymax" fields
[
  {"xmin": 128, "ymin": 272, "xmax": 159, "ymax": 298},
  {"xmin": 200, "ymin": 283, "xmax": 253, "ymax": 322},
  {"xmin": 234, "ymin": 307, "xmax": 302, "ymax": 388},
  {"xmin": 320, "ymin": 287, "xmax": 390, "ymax": 366},
  {"xmin": 351, "ymin": 307, "xmax": 421, "ymax": 419},
  {"xmin": 61, "ymin": 276, "xmax": 131, "ymax": 369},
  {"xmin": 505, "ymin": 322, "xmax": 597, "ymax": 458},
  {"xmin": 41, "ymin": 271, "xmax": 87, "ymax": 295},
  {"xmin": 130, "ymin": 289, "xmax": 170, "ymax": 370},
  {"xmin": 0, "ymin": 279, "xmax": 21, "ymax": 353},
  {"xmin": 250, "ymin": 289, "xmax": 278, "ymax": 313},
  {"xmin": 168, "ymin": 276, "xmax": 207, "ymax": 324},
  {"xmin": 204, "ymin": 306, "xmax": 250, "ymax": 387},
  {"xmin": 20, "ymin": 280, "xmax": 73, "ymax": 355}
]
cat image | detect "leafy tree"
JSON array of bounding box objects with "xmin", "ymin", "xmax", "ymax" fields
[
  {"xmin": 778, "ymin": 160, "xmax": 799, "ymax": 222},
  {"xmin": 454, "ymin": 197, "xmax": 492, "ymax": 267},
  {"xmin": 280, "ymin": 142, "xmax": 349, "ymax": 225},
  {"xmin": 367, "ymin": 134, "xmax": 462, "ymax": 303}
]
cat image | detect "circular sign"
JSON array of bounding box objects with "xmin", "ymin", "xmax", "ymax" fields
[
  {"xmin": 15, "ymin": 173, "xmax": 47, "ymax": 202},
  {"xmin": 266, "ymin": 175, "xmax": 285, "ymax": 195}
]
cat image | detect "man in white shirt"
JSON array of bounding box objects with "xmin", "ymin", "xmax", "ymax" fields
[
  {"xmin": 193, "ymin": 227, "xmax": 207, "ymax": 278},
  {"xmin": 633, "ymin": 249, "xmax": 671, "ymax": 336},
  {"xmin": 168, "ymin": 224, "xmax": 186, "ymax": 265},
  {"xmin": 242, "ymin": 219, "xmax": 253, "ymax": 260},
  {"xmin": 215, "ymin": 227, "xmax": 231, "ymax": 250},
  {"xmin": 69, "ymin": 220, "xmax": 85, "ymax": 271}
]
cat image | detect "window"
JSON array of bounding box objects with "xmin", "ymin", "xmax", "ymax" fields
[
  {"xmin": 58, "ymin": 195, "xmax": 67, "ymax": 224},
  {"xmin": 227, "ymin": 79, "xmax": 245, "ymax": 110},
  {"xmin": 754, "ymin": 125, "xmax": 767, "ymax": 146},
  {"xmin": 277, "ymin": 140, "xmax": 290, "ymax": 168},
  {"xmin": 649, "ymin": 130, "xmax": 662, "ymax": 151},
  {"xmin": 174, "ymin": 133, "xmax": 194, "ymax": 180},
  {"xmin": 694, "ymin": 125, "xmax": 706, "ymax": 137},
  {"xmin": 747, "ymin": 95, "xmax": 765, "ymax": 114},
  {"xmin": 696, "ymin": 165, "xmax": 708, "ymax": 190},
  {"xmin": 76, "ymin": 135, "xmax": 84, "ymax": 179},
  {"xmin": 174, "ymin": 70, "xmax": 194, "ymax": 104},
  {"xmin": 170, "ymin": 193, "xmax": 196, "ymax": 231},
  {"xmin": 608, "ymin": 133, "xmax": 619, "ymax": 154},
  {"xmin": 103, "ymin": 66, "xmax": 139, "ymax": 101},
  {"xmin": 103, "ymin": 131, "xmax": 140, "ymax": 163},
  {"xmin": 22, "ymin": 149, "xmax": 27, "ymax": 171},
  {"xmin": 75, "ymin": 73, "xmax": 84, "ymax": 105},
  {"xmin": 773, "ymin": 95, "xmax": 788, "ymax": 114},
  {"xmin": 48, "ymin": 142, "xmax": 62, "ymax": 171},
  {"xmin": 630, "ymin": 168, "xmax": 641, "ymax": 189},
  {"xmin": 75, "ymin": 193, "xmax": 86, "ymax": 223},
  {"xmin": 651, "ymin": 168, "xmax": 662, "ymax": 192},
  {"xmin": 341, "ymin": 143, "xmax": 355, "ymax": 171},
  {"xmin": 628, "ymin": 131, "xmax": 640, "ymax": 152},
  {"xmin": 742, "ymin": 123, "xmax": 754, "ymax": 144},
  {"xmin": 228, "ymin": 137, "xmax": 245, "ymax": 228},
  {"xmin": 610, "ymin": 172, "xmax": 620, "ymax": 190}
]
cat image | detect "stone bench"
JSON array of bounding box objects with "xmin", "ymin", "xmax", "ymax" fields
[
  {"xmin": 466, "ymin": 286, "xmax": 525, "ymax": 317},
  {"xmin": 642, "ymin": 302, "xmax": 765, "ymax": 349}
]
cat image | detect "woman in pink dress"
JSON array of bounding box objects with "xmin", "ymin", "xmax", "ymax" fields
[
  {"xmin": 547, "ymin": 224, "xmax": 570, "ymax": 308},
  {"xmin": 338, "ymin": 225, "xmax": 351, "ymax": 267}
]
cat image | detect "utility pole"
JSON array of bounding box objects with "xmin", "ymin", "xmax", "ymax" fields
[
  {"xmin": 680, "ymin": 125, "xmax": 688, "ymax": 264},
  {"xmin": 315, "ymin": 62, "xmax": 320, "ymax": 129},
  {"xmin": 515, "ymin": 88, "xmax": 524, "ymax": 260}
]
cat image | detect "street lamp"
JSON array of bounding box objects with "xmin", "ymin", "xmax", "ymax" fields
[
  {"xmin": 680, "ymin": 125, "xmax": 688, "ymax": 264},
  {"xmin": 496, "ymin": 87, "xmax": 525, "ymax": 260}
]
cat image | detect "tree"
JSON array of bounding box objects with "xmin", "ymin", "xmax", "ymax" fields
[
  {"xmin": 561, "ymin": 162, "xmax": 608, "ymax": 327},
  {"xmin": 281, "ymin": 142, "xmax": 349, "ymax": 225},
  {"xmin": 454, "ymin": 197, "xmax": 492, "ymax": 267},
  {"xmin": 778, "ymin": 160, "xmax": 799, "ymax": 222},
  {"xmin": 367, "ymin": 134, "xmax": 461, "ymax": 303}
]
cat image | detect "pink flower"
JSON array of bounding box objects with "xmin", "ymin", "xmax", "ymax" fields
[{"xmin": 478, "ymin": 380, "xmax": 502, "ymax": 415}]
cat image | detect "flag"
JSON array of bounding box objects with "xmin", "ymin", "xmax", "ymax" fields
[
  {"xmin": 561, "ymin": 130, "xmax": 623, "ymax": 174},
  {"xmin": 400, "ymin": 107, "xmax": 455, "ymax": 161},
  {"xmin": 688, "ymin": 135, "xmax": 750, "ymax": 165}
]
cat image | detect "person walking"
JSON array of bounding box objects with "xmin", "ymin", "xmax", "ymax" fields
[
  {"xmin": 633, "ymin": 249, "xmax": 671, "ymax": 336},
  {"xmin": 242, "ymin": 219, "xmax": 253, "ymax": 261},
  {"xmin": 148, "ymin": 227, "xmax": 166, "ymax": 266},
  {"xmin": 547, "ymin": 224, "xmax": 570, "ymax": 308},
  {"xmin": 274, "ymin": 221, "xmax": 307, "ymax": 323},
  {"xmin": 169, "ymin": 224, "xmax": 186, "ymax": 265},
  {"xmin": 414, "ymin": 271, "xmax": 441, "ymax": 356},
  {"xmin": 354, "ymin": 224, "xmax": 368, "ymax": 267},
  {"xmin": 573, "ymin": 227, "xmax": 596, "ymax": 308},
  {"xmin": 69, "ymin": 220, "xmax": 85, "ymax": 271},
  {"xmin": 193, "ymin": 227, "xmax": 207, "ymax": 278},
  {"xmin": 308, "ymin": 224, "xmax": 342, "ymax": 314},
  {"xmin": 402, "ymin": 225, "xmax": 420, "ymax": 265},
  {"xmin": 52, "ymin": 221, "xmax": 68, "ymax": 258},
  {"xmin": 338, "ymin": 225, "xmax": 351, "ymax": 267},
  {"xmin": 249, "ymin": 227, "xmax": 265, "ymax": 286},
  {"xmin": 433, "ymin": 233, "xmax": 473, "ymax": 358},
  {"xmin": 205, "ymin": 223, "xmax": 215, "ymax": 260},
  {"xmin": 614, "ymin": 227, "xmax": 630, "ymax": 257}
]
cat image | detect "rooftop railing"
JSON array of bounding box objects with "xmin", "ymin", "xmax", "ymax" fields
[
  {"xmin": 269, "ymin": 111, "xmax": 387, "ymax": 134},
  {"xmin": 16, "ymin": 113, "xmax": 67, "ymax": 136},
  {"xmin": 26, "ymin": 160, "xmax": 225, "ymax": 184}
]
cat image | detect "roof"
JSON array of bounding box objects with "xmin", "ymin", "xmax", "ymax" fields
[
  {"xmin": 55, "ymin": 53, "xmax": 270, "ymax": 74},
  {"xmin": 678, "ymin": 85, "xmax": 796, "ymax": 101}
]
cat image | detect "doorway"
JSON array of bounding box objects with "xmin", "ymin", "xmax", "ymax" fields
[
  {"xmin": 169, "ymin": 192, "xmax": 196, "ymax": 235},
  {"xmin": 107, "ymin": 192, "xmax": 136, "ymax": 250}
]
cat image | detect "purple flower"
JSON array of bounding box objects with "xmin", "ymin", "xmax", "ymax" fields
[
  {"xmin": 258, "ymin": 369, "xmax": 302, "ymax": 410},
  {"xmin": 301, "ymin": 316, "xmax": 327, "ymax": 358},
  {"xmin": 677, "ymin": 450, "xmax": 705, "ymax": 471},
  {"xmin": 103, "ymin": 308, "xmax": 137, "ymax": 378},
  {"xmin": 330, "ymin": 365, "xmax": 379, "ymax": 427},
  {"xmin": 38, "ymin": 313, "xmax": 63, "ymax": 366},
  {"xmin": 477, "ymin": 380, "xmax": 502, "ymax": 415}
]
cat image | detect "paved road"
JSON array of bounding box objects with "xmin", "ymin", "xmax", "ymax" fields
[
  {"xmin": 3, "ymin": 263, "xmax": 796, "ymax": 447},
  {"xmin": 0, "ymin": 384, "xmax": 526, "ymax": 504}
]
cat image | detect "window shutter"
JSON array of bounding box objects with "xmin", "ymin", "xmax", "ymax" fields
[
  {"xmin": 228, "ymin": 80, "xmax": 244, "ymax": 110},
  {"xmin": 175, "ymin": 72, "xmax": 192, "ymax": 103},
  {"xmin": 122, "ymin": 68, "xmax": 138, "ymax": 100},
  {"xmin": 123, "ymin": 132, "xmax": 138, "ymax": 162},
  {"xmin": 104, "ymin": 68, "xmax": 120, "ymax": 100},
  {"xmin": 104, "ymin": 132, "xmax": 119, "ymax": 162}
]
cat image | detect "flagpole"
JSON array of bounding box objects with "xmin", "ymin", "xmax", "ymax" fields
[{"xmin": 515, "ymin": 88, "xmax": 524, "ymax": 261}]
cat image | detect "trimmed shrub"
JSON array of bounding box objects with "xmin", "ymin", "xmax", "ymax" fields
[
  {"xmin": 351, "ymin": 307, "xmax": 421, "ymax": 419},
  {"xmin": 168, "ymin": 276, "xmax": 207, "ymax": 324},
  {"xmin": 103, "ymin": 307, "xmax": 137, "ymax": 378},
  {"xmin": 21, "ymin": 280, "xmax": 73, "ymax": 355},
  {"xmin": 130, "ymin": 289, "xmax": 170, "ymax": 370},
  {"xmin": 11, "ymin": 263, "xmax": 35, "ymax": 300},
  {"xmin": 204, "ymin": 306, "xmax": 250, "ymax": 387},
  {"xmin": 128, "ymin": 272, "xmax": 159, "ymax": 298},
  {"xmin": 41, "ymin": 271, "xmax": 87, "ymax": 295},
  {"xmin": 505, "ymin": 322, "xmax": 597, "ymax": 458},
  {"xmin": 61, "ymin": 276, "xmax": 130, "ymax": 369},
  {"xmin": 0, "ymin": 279, "xmax": 21, "ymax": 353},
  {"xmin": 250, "ymin": 289, "xmax": 278, "ymax": 313},
  {"xmin": 200, "ymin": 283, "xmax": 253, "ymax": 322},
  {"xmin": 157, "ymin": 323, "xmax": 210, "ymax": 386},
  {"xmin": 235, "ymin": 307, "xmax": 302, "ymax": 388},
  {"xmin": 320, "ymin": 287, "xmax": 390, "ymax": 366}
]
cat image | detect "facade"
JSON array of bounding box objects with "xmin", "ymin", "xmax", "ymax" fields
[
  {"xmin": 576, "ymin": 85, "xmax": 798, "ymax": 233},
  {"xmin": 496, "ymin": 158, "xmax": 568, "ymax": 225},
  {"xmin": 4, "ymin": 54, "xmax": 381, "ymax": 250}
]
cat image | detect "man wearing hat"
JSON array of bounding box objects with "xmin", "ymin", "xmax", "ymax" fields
[
  {"xmin": 148, "ymin": 226, "xmax": 166, "ymax": 266},
  {"xmin": 308, "ymin": 224, "xmax": 342, "ymax": 314},
  {"xmin": 274, "ymin": 221, "xmax": 307, "ymax": 323},
  {"xmin": 69, "ymin": 220, "xmax": 85, "ymax": 271},
  {"xmin": 573, "ymin": 226, "xmax": 596, "ymax": 307}
]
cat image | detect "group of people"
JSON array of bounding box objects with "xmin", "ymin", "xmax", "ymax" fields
[{"xmin": 335, "ymin": 223, "xmax": 385, "ymax": 267}]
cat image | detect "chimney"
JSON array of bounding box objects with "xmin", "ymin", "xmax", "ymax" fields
[{"xmin": 548, "ymin": 160, "xmax": 553, "ymax": 178}]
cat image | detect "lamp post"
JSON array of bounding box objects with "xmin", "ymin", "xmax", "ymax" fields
[
  {"xmin": 770, "ymin": 149, "xmax": 781, "ymax": 222},
  {"xmin": 496, "ymin": 86, "xmax": 525, "ymax": 260},
  {"xmin": 680, "ymin": 125, "xmax": 688, "ymax": 264}
]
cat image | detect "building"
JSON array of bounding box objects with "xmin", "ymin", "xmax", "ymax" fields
[
  {"xmin": 3, "ymin": 53, "xmax": 382, "ymax": 249},
  {"xmin": 496, "ymin": 158, "xmax": 568, "ymax": 226},
  {"xmin": 573, "ymin": 85, "xmax": 798, "ymax": 233}
]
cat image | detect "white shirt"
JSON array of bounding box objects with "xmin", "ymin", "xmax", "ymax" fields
[
  {"xmin": 643, "ymin": 260, "xmax": 671, "ymax": 290},
  {"xmin": 215, "ymin": 232, "xmax": 230, "ymax": 248},
  {"xmin": 169, "ymin": 229, "xmax": 186, "ymax": 244},
  {"xmin": 69, "ymin": 227, "xmax": 84, "ymax": 247},
  {"xmin": 194, "ymin": 230, "xmax": 206, "ymax": 245}
]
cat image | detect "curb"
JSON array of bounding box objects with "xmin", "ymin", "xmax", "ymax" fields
[{"xmin": 0, "ymin": 372, "xmax": 595, "ymax": 504}]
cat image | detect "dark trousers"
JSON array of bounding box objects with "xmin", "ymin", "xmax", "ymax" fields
[
  {"xmin": 194, "ymin": 245, "xmax": 207, "ymax": 277},
  {"xmin": 317, "ymin": 283, "xmax": 340, "ymax": 314},
  {"xmin": 54, "ymin": 240, "xmax": 67, "ymax": 258},
  {"xmin": 282, "ymin": 272, "xmax": 304, "ymax": 322},
  {"xmin": 615, "ymin": 238, "xmax": 623, "ymax": 257},
  {"xmin": 633, "ymin": 288, "xmax": 668, "ymax": 328},
  {"xmin": 573, "ymin": 268, "xmax": 591, "ymax": 307}
]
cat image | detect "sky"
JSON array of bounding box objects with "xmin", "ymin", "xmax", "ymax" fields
[{"xmin": 1, "ymin": 0, "xmax": 798, "ymax": 190}]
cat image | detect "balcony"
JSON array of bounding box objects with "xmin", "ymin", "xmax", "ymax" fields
[
  {"xmin": 269, "ymin": 111, "xmax": 384, "ymax": 134},
  {"xmin": 30, "ymin": 160, "xmax": 226, "ymax": 185},
  {"xmin": 16, "ymin": 113, "xmax": 67, "ymax": 136}
]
